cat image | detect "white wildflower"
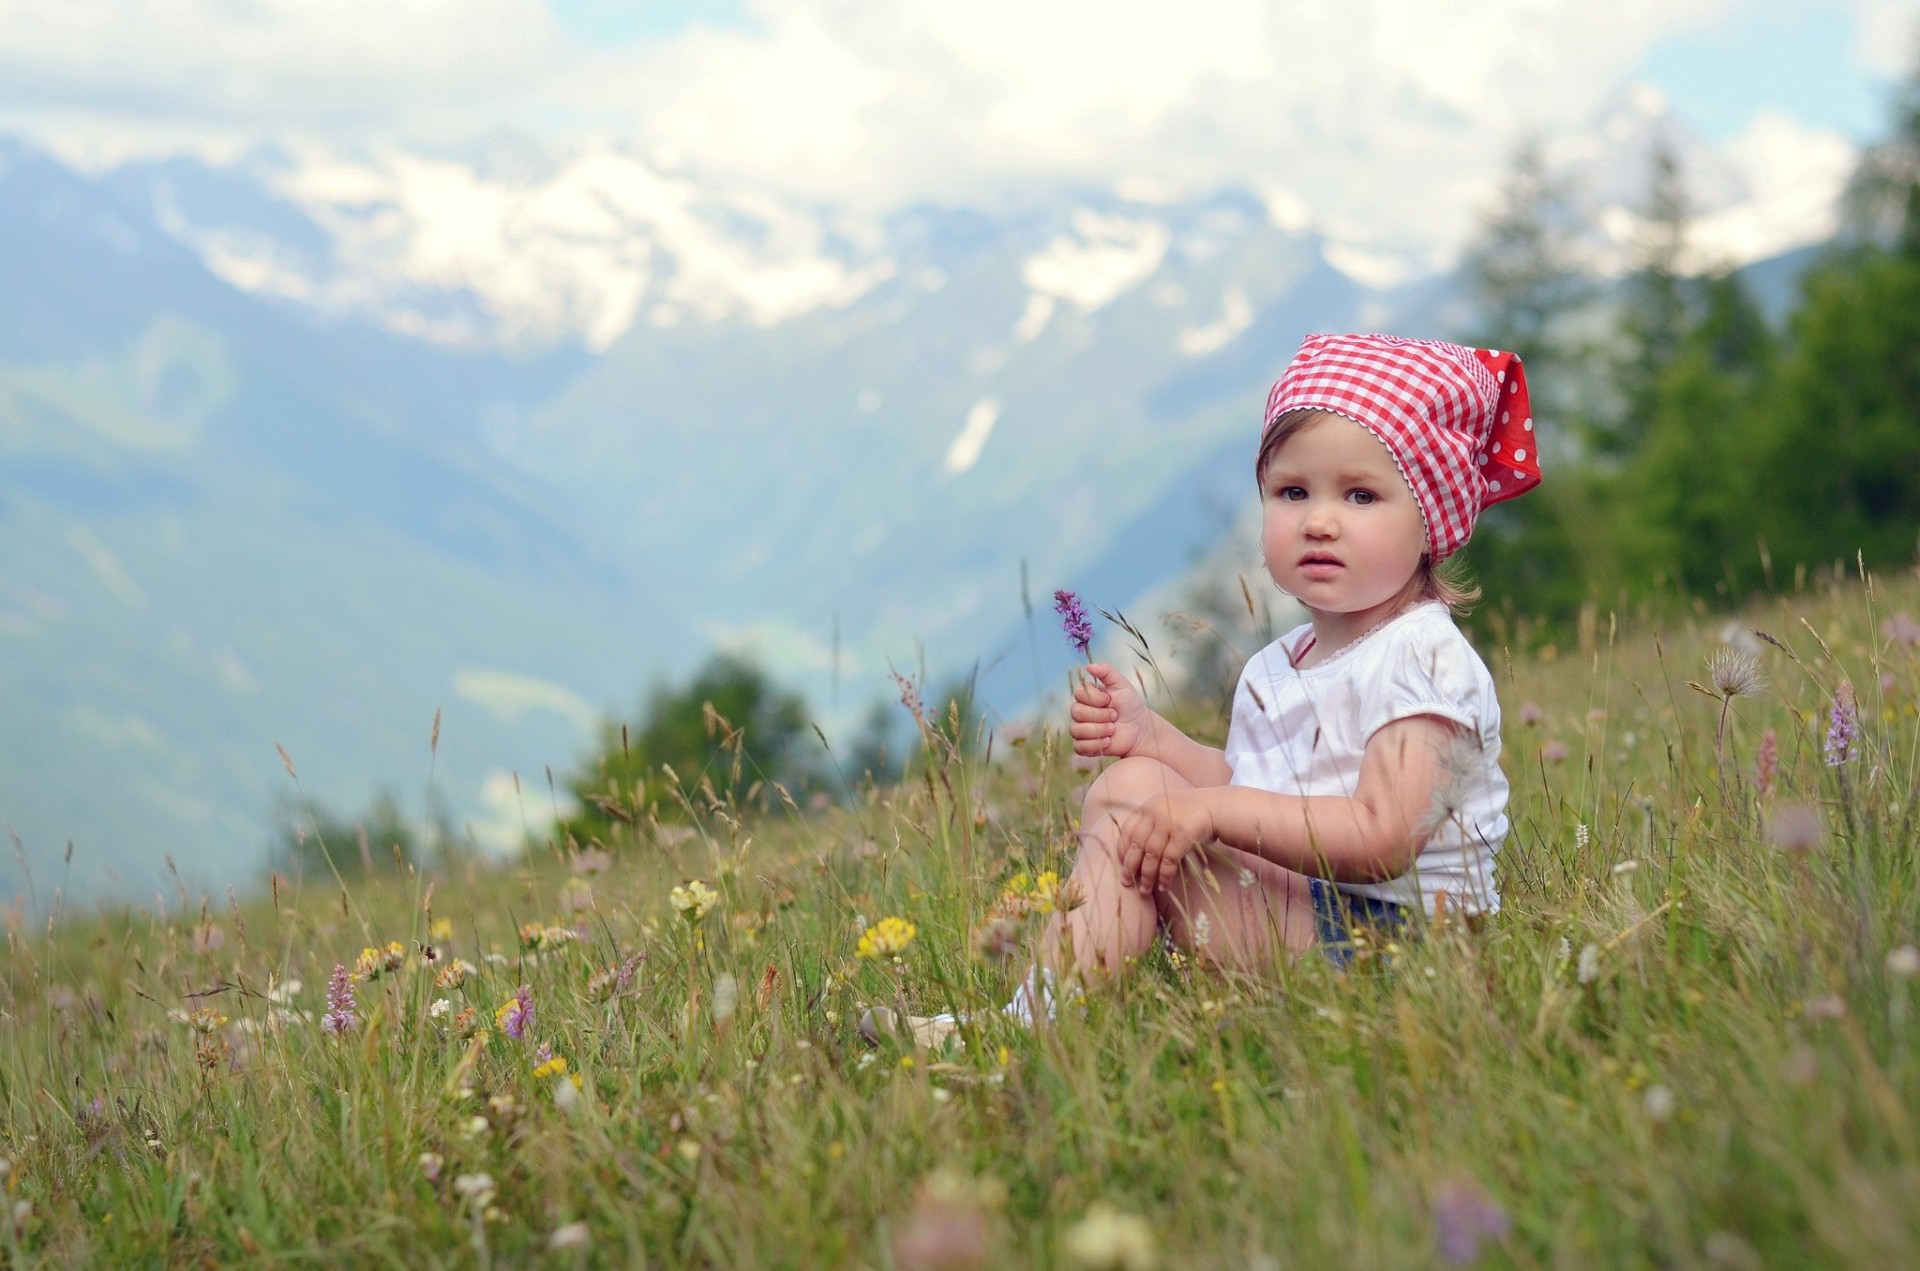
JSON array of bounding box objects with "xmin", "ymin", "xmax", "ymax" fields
[
  {"xmin": 1191, "ymin": 913, "xmax": 1212, "ymax": 949},
  {"xmin": 1887, "ymin": 945, "xmax": 1920, "ymax": 979},
  {"xmin": 452, "ymin": 1172, "xmax": 496, "ymax": 1208},
  {"xmin": 1063, "ymin": 1202, "xmax": 1158, "ymax": 1270},
  {"xmin": 429, "ymin": 998, "xmax": 452, "ymax": 1019},
  {"xmin": 1643, "ymin": 1084, "xmax": 1675, "ymax": 1123},
  {"xmin": 549, "ymin": 1221, "xmax": 592, "ymax": 1250},
  {"xmin": 1576, "ymin": 944, "xmax": 1601, "ymax": 986},
  {"xmin": 710, "ymin": 973, "xmax": 738, "ymax": 1026},
  {"xmin": 1575, "ymin": 823, "xmax": 1590, "ymax": 851}
]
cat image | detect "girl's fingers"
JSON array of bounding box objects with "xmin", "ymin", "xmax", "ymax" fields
[
  {"xmin": 1154, "ymin": 845, "xmax": 1178, "ymax": 894},
  {"xmin": 1117, "ymin": 827, "xmax": 1141, "ymax": 888}
]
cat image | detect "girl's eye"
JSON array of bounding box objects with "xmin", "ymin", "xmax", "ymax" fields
[
  {"xmin": 1348, "ymin": 489, "xmax": 1376, "ymax": 506},
  {"xmin": 1279, "ymin": 487, "xmax": 1306, "ymax": 501}
]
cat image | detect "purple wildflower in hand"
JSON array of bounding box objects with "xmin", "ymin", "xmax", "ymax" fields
[
  {"xmin": 322, "ymin": 963, "xmax": 357, "ymax": 1035},
  {"xmin": 1053, "ymin": 589, "xmax": 1093, "ymax": 659},
  {"xmin": 1431, "ymin": 1178, "xmax": 1511, "ymax": 1265},
  {"xmin": 499, "ymin": 984, "xmax": 534, "ymax": 1039},
  {"xmin": 1824, "ymin": 685, "xmax": 1857, "ymax": 766}
]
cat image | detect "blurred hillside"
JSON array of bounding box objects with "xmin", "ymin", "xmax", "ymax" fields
[{"xmin": 0, "ymin": 71, "xmax": 1901, "ymax": 900}]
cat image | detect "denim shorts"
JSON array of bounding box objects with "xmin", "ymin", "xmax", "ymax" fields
[{"xmin": 1308, "ymin": 877, "xmax": 1409, "ymax": 967}]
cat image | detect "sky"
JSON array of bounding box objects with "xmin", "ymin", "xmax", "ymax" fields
[{"xmin": 0, "ymin": 0, "xmax": 1915, "ymax": 277}]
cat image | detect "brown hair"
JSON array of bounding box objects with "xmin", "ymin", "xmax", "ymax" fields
[{"xmin": 1255, "ymin": 408, "xmax": 1481, "ymax": 615}]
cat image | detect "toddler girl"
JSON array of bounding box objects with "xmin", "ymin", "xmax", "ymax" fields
[{"xmin": 865, "ymin": 333, "xmax": 1539, "ymax": 1044}]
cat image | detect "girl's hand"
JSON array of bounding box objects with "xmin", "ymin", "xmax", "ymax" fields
[
  {"xmin": 1070, "ymin": 663, "xmax": 1153, "ymax": 760},
  {"xmin": 1116, "ymin": 791, "xmax": 1215, "ymax": 893}
]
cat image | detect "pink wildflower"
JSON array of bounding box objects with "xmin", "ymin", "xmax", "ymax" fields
[
  {"xmin": 1753, "ymin": 728, "xmax": 1778, "ymax": 800},
  {"xmin": 322, "ymin": 964, "xmax": 357, "ymax": 1035}
]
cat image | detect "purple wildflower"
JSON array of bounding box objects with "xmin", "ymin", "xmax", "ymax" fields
[
  {"xmin": 1053, "ymin": 589, "xmax": 1093, "ymax": 658},
  {"xmin": 1881, "ymin": 612, "xmax": 1920, "ymax": 647},
  {"xmin": 1824, "ymin": 685, "xmax": 1857, "ymax": 766},
  {"xmin": 322, "ymin": 963, "xmax": 357, "ymax": 1035},
  {"xmin": 500, "ymin": 984, "xmax": 534, "ymax": 1039},
  {"xmin": 616, "ymin": 950, "xmax": 646, "ymax": 993},
  {"xmin": 1432, "ymin": 1178, "xmax": 1511, "ymax": 1265}
]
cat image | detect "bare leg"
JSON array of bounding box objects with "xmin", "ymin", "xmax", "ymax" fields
[
  {"xmin": 1157, "ymin": 842, "xmax": 1320, "ymax": 972},
  {"xmin": 1038, "ymin": 756, "xmax": 1323, "ymax": 986},
  {"xmin": 1038, "ymin": 756, "xmax": 1195, "ymax": 980}
]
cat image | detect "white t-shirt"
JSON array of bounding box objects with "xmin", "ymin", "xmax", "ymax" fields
[{"xmin": 1223, "ymin": 601, "xmax": 1508, "ymax": 916}]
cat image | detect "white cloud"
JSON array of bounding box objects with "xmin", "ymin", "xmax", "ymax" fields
[
  {"xmin": 1690, "ymin": 110, "xmax": 1857, "ymax": 267},
  {"xmin": 465, "ymin": 768, "xmax": 569, "ymax": 857},
  {"xmin": 1851, "ymin": 0, "xmax": 1920, "ymax": 76},
  {"xmin": 3, "ymin": 0, "xmax": 1873, "ymax": 316},
  {"xmin": 452, "ymin": 668, "xmax": 597, "ymax": 733}
]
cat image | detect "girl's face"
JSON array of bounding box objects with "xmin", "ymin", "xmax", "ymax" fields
[{"xmin": 1260, "ymin": 411, "xmax": 1427, "ymax": 628}]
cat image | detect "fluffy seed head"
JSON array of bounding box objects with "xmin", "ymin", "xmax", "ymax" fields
[{"xmin": 1708, "ymin": 649, "xmax": 1766, "ymax": 700}]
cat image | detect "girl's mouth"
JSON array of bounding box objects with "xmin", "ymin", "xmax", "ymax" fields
[{"xmin": 1298, "ymin": 555, "xmax": 1343, "ymax": 579}]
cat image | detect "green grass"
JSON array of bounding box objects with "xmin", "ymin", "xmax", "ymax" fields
[{"xmin": 5, "ymin": 571, "xmax": 1920, "ymax": 1267}]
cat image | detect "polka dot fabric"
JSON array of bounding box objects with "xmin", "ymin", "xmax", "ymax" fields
[{"xmin": 1260, "ymin": 333, "xmax": 1541, "ymax": 562}]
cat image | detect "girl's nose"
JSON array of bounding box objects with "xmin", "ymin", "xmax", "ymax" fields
[{"xmin": 1302, "ymin": 502, "xmax": 1337, "ymax": 536}]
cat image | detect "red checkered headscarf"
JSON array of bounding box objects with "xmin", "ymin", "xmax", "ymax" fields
[{"xmin": 1260, "ymin": 333, "xmax": 1541, "ymax": 562}]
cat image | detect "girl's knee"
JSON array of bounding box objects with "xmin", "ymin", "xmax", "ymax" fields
[{"xmin": 1085, "ymin": 755, "xmax": 1183, "ymax": 808}]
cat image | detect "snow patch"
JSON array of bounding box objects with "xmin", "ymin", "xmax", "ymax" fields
[
  {"xmin": 1019, "ymin": 210, "xmax": 1169, "ymax": 319},
  {"xmin": 1177, "ymin": 286, "xmax": 1254, "ymax": 357},
  {"xmin": 944, "ymin": 397, "xmax": 1002, "ymax": 475},
  {"xmin": 1321, "ymin": 241, "xmax": 1414, "ymax": 290},
  {"xmin": 170, "ymin": 143, "xmax": 897, "ymax": 349}
]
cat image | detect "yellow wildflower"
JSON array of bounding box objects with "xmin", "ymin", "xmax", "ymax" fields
[
  {"xmin": 856, "ymin": 916, "xmax": 918, "ymax": 959},
  {"xmin": 670, "ymin": 880, "xmax": 720, "ymax": 923},
  {"xmin": 531, "ymin": 1056, "xmax": 570, "ymax": 1080},
  {"xmin": 353, "ymin": 941, "xmax": 407, "ymax": 980}
]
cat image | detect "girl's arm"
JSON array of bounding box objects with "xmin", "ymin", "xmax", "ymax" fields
[
  {"xmin": 1114, "ymin": 714, "xmax": 1457, "ymax": 893},
  {"xmin": 1070, "ymin": 663, "xmax": 1232, "ymax": 787},
  {"xmin": 1132, "ymin": 712, "xmax": 1234, "ymax": 787}
]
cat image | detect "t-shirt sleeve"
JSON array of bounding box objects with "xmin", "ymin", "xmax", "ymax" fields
[{"xmin": 1356, "ymin": 623, "xmax": 1485, "ymax": 743}]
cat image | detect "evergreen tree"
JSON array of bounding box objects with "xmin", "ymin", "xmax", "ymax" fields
[
  {"xmin": 1621, "ymin": 272, "xmax": 1776, "ymax": 599},
  {"xmin": 1610, "ymin": 134, "xmax": 1695, "ymax": 458},
  {"xmin": 1841, "ymin": 43, "xmax": 1920, "ymax": 251},
  {"xmin": 1460, "ymin": 138, "xmax": 1593, "ymax": 371},
  {"xmin": 562, "ymin": 652, "xmax": 812, "ymax": 843},
  {"xmin": 1756, "ymin": 246, "xmax": 1920, "ymax": 579},
  {"xmin": 1754, "ymin": 49, "xmax": 1920, "ymax": 583},
  {"xmin": 1452, "ymin": 140, "xmax": 1601, "ymax": 633}
]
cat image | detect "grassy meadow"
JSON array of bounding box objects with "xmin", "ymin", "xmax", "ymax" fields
[{"xmin": 4, "ymin": 570, "xmax": 1920, "ymax": 1268}]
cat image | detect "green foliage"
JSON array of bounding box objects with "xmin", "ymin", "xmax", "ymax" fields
[
  {"xmin": 1618, "ymin": 272, "xmax": 1776, "ymax": 598},
  {"xmin": 271, "ymin": 789, "xmax": 441, "ymax": 880},
  {"xmin": 1757, "ymin": 243, "xmax": 1920, "ymax": 577},
  {"xmin": 561, "ymin": 652, "xmax": 814, "ymax": 844}
]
